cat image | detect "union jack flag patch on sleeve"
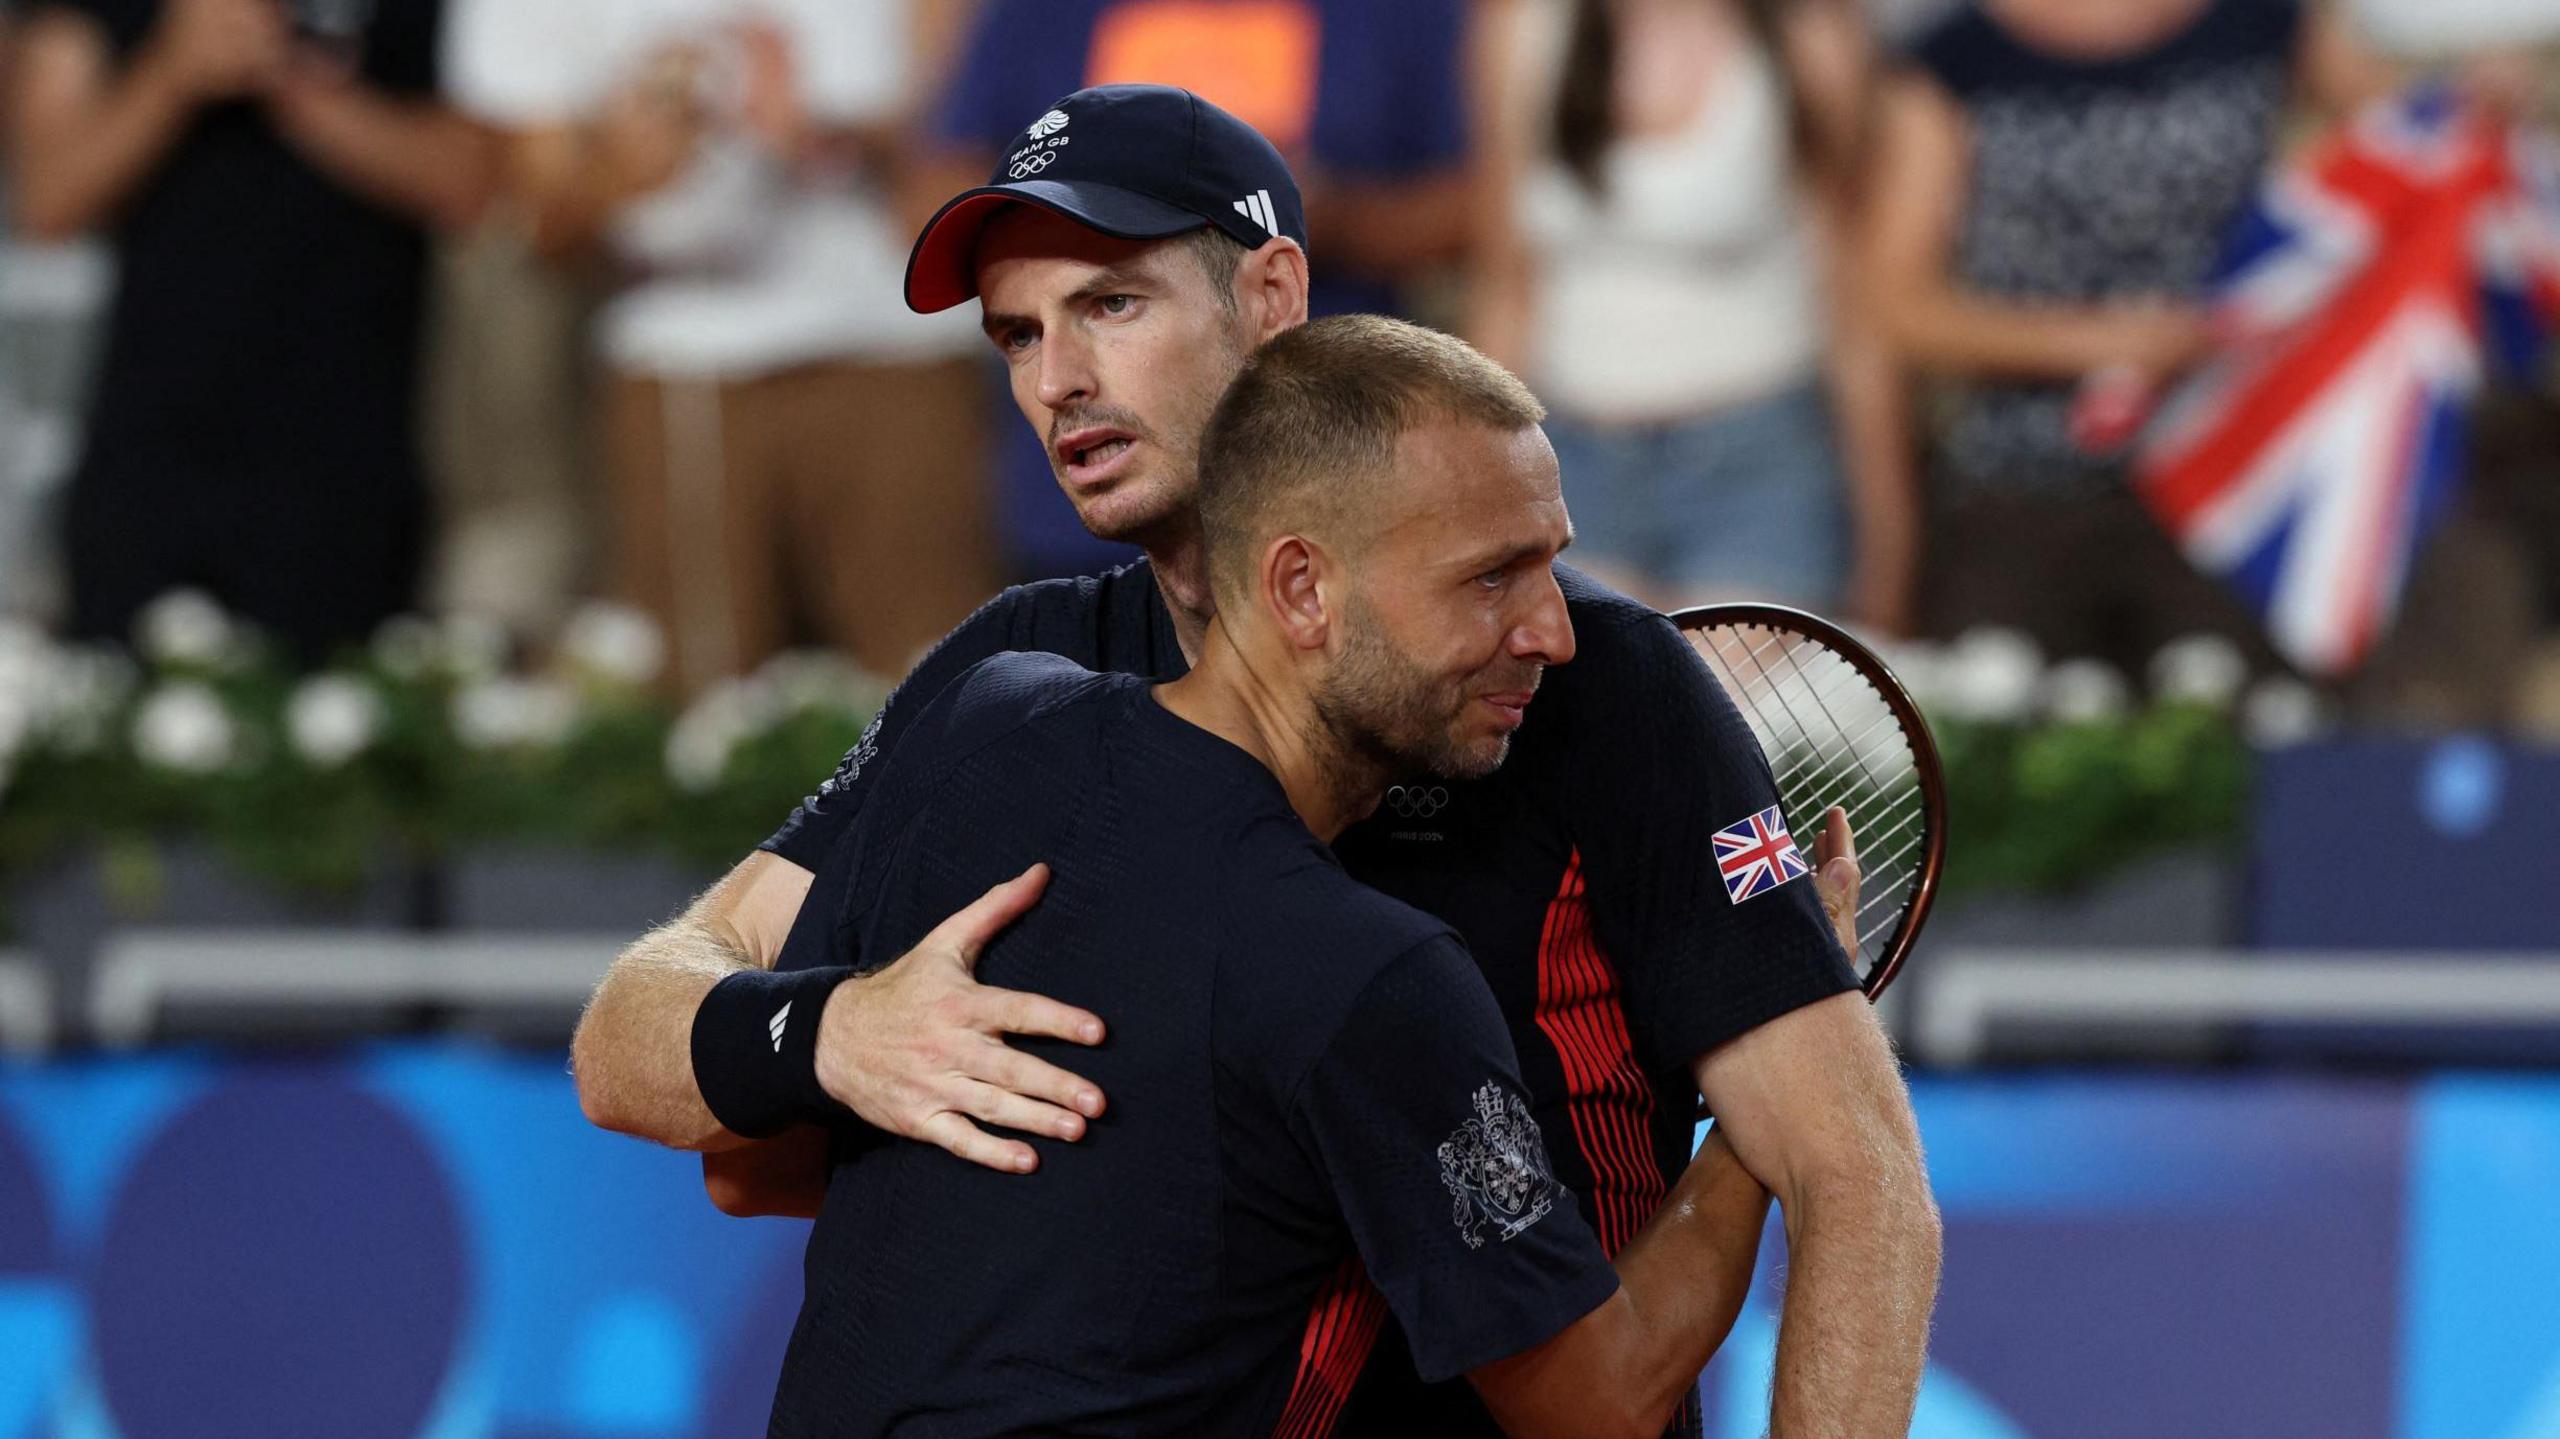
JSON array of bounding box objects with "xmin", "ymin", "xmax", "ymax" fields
[{"xmin": 1712, "ymin": 805, "xmax": 1810, "ymax": 904}]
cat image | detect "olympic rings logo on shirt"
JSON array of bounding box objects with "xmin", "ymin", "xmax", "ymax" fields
[
  {"xmin": 1385, "ymin": 785, "xmax": 1450, "ymax": 819},
  {"xmin": 1009, "ymin": 151, "xmax": 1060, "ymax": 180}
]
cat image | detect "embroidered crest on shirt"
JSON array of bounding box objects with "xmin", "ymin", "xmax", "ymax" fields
[
  {"xmin": 1712, "ymin": 804, "xmax": 1810, "ymax": 904},
  {"xmin": 1438, "ymin": 1082, "xmax": 1557, "ymax": 1249}
]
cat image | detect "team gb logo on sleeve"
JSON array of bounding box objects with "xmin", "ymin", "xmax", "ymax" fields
[
  {"xmin": 1438, "ymin": 1082, "xmax": 1557, "ymax": 1249},
  {"xmin": 1712, "ymin": 804, "xmax": 1810, "ymax": 904}
]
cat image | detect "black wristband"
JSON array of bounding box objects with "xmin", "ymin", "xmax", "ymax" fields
[{"xmin": 690, "ymin": 965, "xmax": 857, "ymax": 1139}]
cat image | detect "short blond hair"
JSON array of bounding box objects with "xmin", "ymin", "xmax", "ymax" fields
[{"xmin": 1196, "ymin": 315, "xmax": 1546, "ymax": 607}]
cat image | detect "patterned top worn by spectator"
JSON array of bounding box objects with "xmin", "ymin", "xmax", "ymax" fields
[
  {"xmin": 1915, "ymin": 0, "xmax": 2300, "ymax": 494},
  {"xmin": 1861, "ymin": 0, "xmax": 2404, "ymax": 672}
]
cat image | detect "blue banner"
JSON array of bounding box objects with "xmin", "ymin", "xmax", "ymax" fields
[{"xmin": 2, "ymin": 1047, "xmax": 2556, "ymax": 1437}]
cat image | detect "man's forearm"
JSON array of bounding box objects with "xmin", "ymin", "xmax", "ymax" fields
[
  {"xmin": 1767, "ymin": 1170, "xmax": 1942, "ymax": 1436},
  {"xmin": 1608, "ymin": 1134, "xmax": 1776, "ymax": 1419},
  {"xmin": 1692, "ymin": 992, "xmax": 1943, "ymax": 1437},
  {"xmin": 571, "ymin": 911, "xmax": 758, "ymax": 1151},
  {"xmin": 1471, "ymin": 1134, "xmax": 1771, "ymax": 1438},
  {"xmin": 574, "ymin": 851, "xmax": 815, "ymax": 1149}
]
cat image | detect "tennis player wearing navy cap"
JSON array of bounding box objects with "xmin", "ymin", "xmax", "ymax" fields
[
  {"xmin": 571, "ymin": 85, "xmax": 1938, "ymax": 1438},
  {"xmin": 902, "ymin": 83, "xmax": 1310, "ymax": 313}
]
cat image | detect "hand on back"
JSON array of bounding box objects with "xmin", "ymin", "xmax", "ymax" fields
[{"xmin": 814, "ymin": 864, "xmax": 1115, "ymax": 1174}]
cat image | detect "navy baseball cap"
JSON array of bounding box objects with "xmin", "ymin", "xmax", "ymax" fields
[{"xmin": 904, "ymin": 84, "xmax": 1308, "ymax": 314}]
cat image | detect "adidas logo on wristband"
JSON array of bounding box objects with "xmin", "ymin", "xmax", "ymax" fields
[{"xmin": 768, "ymin": 1002, "xmax": 791, "ymax": 1053}]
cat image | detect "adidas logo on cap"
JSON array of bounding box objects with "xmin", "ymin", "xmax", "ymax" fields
[{"xmin": 1233, "ymin": 189, "xmax": 1279, "ymax": 237}]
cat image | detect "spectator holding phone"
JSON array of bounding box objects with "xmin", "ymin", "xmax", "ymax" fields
[
  {"xmin": 5, "ymin": 0, "xmax": 494, "ymax": 661},
  {"xmin": 448, "ymin": 0, "xmax": 998, "ymax": 694}
]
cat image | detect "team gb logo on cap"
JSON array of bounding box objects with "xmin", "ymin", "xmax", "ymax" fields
[{"xmin": 1009, "ymin": 109, "xmax": 1075, "ymax": 178}]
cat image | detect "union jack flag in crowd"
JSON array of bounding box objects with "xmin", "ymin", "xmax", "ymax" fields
[
  {"xmin": 1712, "ymin": 805, "xmax": 1810, "ymax": 905},
  {"xmin": 2131, "ymin": 85, "xmax": 2560, "ymax": 676}
]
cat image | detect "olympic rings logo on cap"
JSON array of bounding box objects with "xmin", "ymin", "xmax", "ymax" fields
[{"xmin": 1008, "ymin": 151, "xmax": 1060, "ymax": 180}]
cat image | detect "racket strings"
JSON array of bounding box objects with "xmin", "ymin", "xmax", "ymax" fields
[
  {"xmin": 1721, "ymin": 635, "xmax": 1903, "ymax": 812},
  {"xmin": 1730, "ymin": 630, "xmax": 1876, "ymax": 759},
  {"xmin": 1702, "ymin": 631, "xmax": 1919, "ymax": 812},
  {"xmin": 1732, "ymin": 634, "xmax": 1883, "ymax": 792},
  {"xmin": 1772, "ymin": 635, "xmax": 1889, "ymax": 797},
  {"xmin": 1685, "ymin": 622, "xmax": 1930, "ymax": 980}
]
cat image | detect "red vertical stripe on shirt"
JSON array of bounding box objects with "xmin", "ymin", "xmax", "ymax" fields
[
  {"xmin": 1532, "ymin": 850, "xmax": 1664, "ymax": 1254},
  {"xmin": 1271, "ymin": 1255, "xmax": 1389, "ymax": 1439}
]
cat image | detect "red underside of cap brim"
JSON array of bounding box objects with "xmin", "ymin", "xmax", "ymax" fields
[{"xmin": 903, "ymin": 183, "xmax": 1208, "ymax": 314}]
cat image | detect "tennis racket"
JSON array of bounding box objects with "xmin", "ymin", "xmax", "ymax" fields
[{"xmin": 1668, "ymin": 603, "xmax": 1947, "ymax": 1002}]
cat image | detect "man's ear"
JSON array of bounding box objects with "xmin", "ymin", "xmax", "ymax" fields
[
  {"xmin": 1236, "ymin": 237, "xmax": 1311, "ymax": 345},
  {"xmin": 1260, "ymin": 532, "xmax": 1334, "ymax": 652}
]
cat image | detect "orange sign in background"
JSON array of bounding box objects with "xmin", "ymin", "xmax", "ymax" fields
[{"xmin": 1085, "ymin": 0, "xmax": 1322, "ymax": 152}]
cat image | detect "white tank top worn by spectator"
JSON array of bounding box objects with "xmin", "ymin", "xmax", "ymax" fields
[
  {"xmin": 1509, "ymin": 1, "xmax": 1826, "ymax": 422},
  {"xmin": 445, "ymin": 0, "xmax": 977, "ymax": 378}
]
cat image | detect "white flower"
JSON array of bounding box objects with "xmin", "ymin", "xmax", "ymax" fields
[
  {"xmin": 561, "ymin": 603, "xmax": 667, "ymax": 688},
  {"xmin": 0, "ymin": 618, "xmax": 52, "ymax": 706},
  {"xmin": 372, "ymin": 615, "xmax": 439, "ymax": 681},
  {"xmin": 2150, "ymin": 634, "xmax": 2248, "ymax": 709},
  {"xmin": 136, "ymin": 589, "xmax": 243, "ymax": 669},
  {"xmin": 664, "ymin": 679, "xmax": 768, "ymax": 792},
  {"xmin": 0, "ymin": 628, "xmax": 55, "ymax": 768},
  {"xmin": 40, "ymin": 647, "xmax": 137, "ymax": 754},
  {"xmin": 0, "ymin": 691, "xmax": 30, "ymax": 771},
  {"xmin": 132, "ymin": 681, "xmax": 239, "ymax": 773},
  {"xmin": 1938, "ymin": 627, "xmax": 2044, "ymax": 723},
  {"xmin": 436, "ymin": 612, "xmax": 512, "ymax": 681},
  {"xmin": 2241, "ymin": 677, "xmax": 2330, "ymax": 748},
  {"xmin": 752, "ymin": 649, "xmax": 881, "ymax": 714},
  {"xmin": 450, "ymin": 677, "xmax": 576, "ymax": 751},
  {"xmin": 287, "ymin": 674, "xmax": 386, "ymax": 768},
  {"xmin": 1873, "ymin": 638, "xmax": 1950, "ymax": 716},
  {"xmin": 2043, "ymin": 658, "xmax": 2131, "ymax": 724}
]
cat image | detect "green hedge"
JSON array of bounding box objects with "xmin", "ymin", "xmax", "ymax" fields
[{"xmin": 0, "ymin": 599, "xmax": 2272, "ymax": 902}]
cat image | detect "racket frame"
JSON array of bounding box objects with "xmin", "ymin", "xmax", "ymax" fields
[{"xmin": 1664, "ymin": 602, "xmax": 1949, "ymax": 1001}]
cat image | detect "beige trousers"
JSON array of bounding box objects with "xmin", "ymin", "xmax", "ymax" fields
[{"xmin": 608, "ymin": 358, "xmax": 998, "ymax": 693}]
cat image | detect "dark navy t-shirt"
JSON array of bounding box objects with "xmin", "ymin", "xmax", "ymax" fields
[
  {"xmin": 766, "ymin": 652, "xmax": 1620, "ymax": 1437},
  {"xmin": 765, "ymin": 560, "xmax": 1858, "ymax": 1437}
]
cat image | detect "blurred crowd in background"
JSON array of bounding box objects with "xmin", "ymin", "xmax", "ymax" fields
[{"xmin": 2, "ymin": 0, "xmax": 2558, "ymax": 729}]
